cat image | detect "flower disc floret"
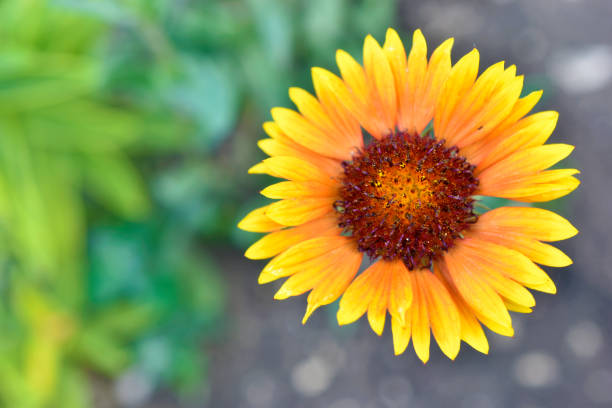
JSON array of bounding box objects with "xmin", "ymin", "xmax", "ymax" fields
[{"xmin": 336, "ymin": 132, "xmax": 479, "ymax": 269}]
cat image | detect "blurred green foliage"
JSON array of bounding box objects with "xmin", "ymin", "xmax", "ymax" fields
[{"xmin": 0, "ymin": 0, "xmax": 396, "ymax": 406}]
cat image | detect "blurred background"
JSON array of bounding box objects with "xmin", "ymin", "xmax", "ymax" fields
[{"xmin": 0, "ymin": 0, "xmax": 609, "ymax": 407}]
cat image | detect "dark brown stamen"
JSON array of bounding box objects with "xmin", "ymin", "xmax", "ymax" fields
[{"xmin": 335, "ymin": 131, "xmax": 479, "ymax": 270}]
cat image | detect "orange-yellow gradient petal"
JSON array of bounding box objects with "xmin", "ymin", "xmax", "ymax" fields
[
  {"xmin": 238, "ymin": 204, "xmax": 283, "ymax": 232},
  {"xmin": 266, "ymin": 197, "xmax": 336, "ymax": 227},
  {"xmin": 435, "ymin": 49, "xmax": 480, "ymax": 141},
  {"xmin": 337, "ymin": 260, "xmax": 412, "ymax": 335},
  {"xmin": 418, "ymin": 270, "xmax": 461, "ymax": 360},
  {"xmin": 245, "ymin": 214, "xmax": 340, "ymax": 260},
  {"xmin": 261, "ymin": 235, "xmax": 355, "ymax": 285},
  {"xmin": 260, "ymin": 122, "xmax": 343, "ymax": 176},
  {"xmin": 271, "ymin": 107, "xmax": 355, "ymax": 161}
]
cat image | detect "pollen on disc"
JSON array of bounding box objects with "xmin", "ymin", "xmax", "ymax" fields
[{"xmin": 335, "ymin": 131, "xmax": 479, "ymax": 270}]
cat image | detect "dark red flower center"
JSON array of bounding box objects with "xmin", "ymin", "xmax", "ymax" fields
[{"xmin": 335, "ymin": 131, "xmax": 479, "ymax": 270}]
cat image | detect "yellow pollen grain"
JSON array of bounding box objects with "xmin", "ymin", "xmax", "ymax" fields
[{"xmin": 372, "ymin": 166, "xmax": 433, "ymax": 214}]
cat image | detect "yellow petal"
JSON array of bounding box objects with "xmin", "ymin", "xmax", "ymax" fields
[
  {"xmin": 274, "ymin": 266, "xmax": 328, "ymax": 300},
  {"xmin": 310, "ymin": 70, "xmax": 363, "ymax": 148},
  {"xmin": 420, "ymin": 270, "xmax": 461, "ymax": 360},
  {"xmin": 459, "ymin": 236, "xmax": 551, "ymax": 286},
  {"xmin": 336, "ymin": 49, "xmax": 388, "ymax": 139},
  {"xmin": 289, "ymin": 87, "xmax": 363, "ymax": 153},
  {"xmin": 238, "ymin": 204, "xmax": 283, "ymax": 232},
  {"xmin": 494, "ymin": 176, "xmax": 580, "ymax": 202},
  {"xmin": 261, "ymin": 180, "xmax": 337, "ymax": 199},
  {"xmin": 451, "ymin": 73, "xmax": 525, "ymax": 149},
  {"xmin": 517, "ymin": 168, "xmax": 580, "ymax": 184},
  {"xmin": 457, "ymin": 303, "xmax": 489, "ymax": 354},
  {"xmin": 402, "ymin": 29, "xmax": 428, "ymax": 134},
  {"xmin": 482, "ymin": 233, "xmax": 572, "ymax": 267},
  {"xmin": 480, "ymin": 168, "xmax": 579, "ymax": 199},
  {"xmin": 289, "ymin": 87, "xmax": 336, "ymax": 133},
  {"xmin": 391, "ymin": 314, "xmax": 412, "ymax": 355},
  {"xmin": 367, "ymin": 267, "xmax": 390, "ymax": 336},
  {"xmin": 410, "ymin": 274, "xmax": 430, "ymax": 364},
  {"xmin": 434, "ymin": 49, "xmax": 480, "ymax": 141},
  {"xmin": 383, "ymin": 28, "xmax": 407, "ymax": 116},
  {"xmin": 443, "ymin": 249, "xmax": 511, "ymax": 327},
  {"xmin": 442, "ymin": 61, "xmax": 507, "ymax": 143},
  {"xmin": 245, "ymin": 215, "xmax": 340, "ymax": 260},
  {"xmin": 311, "ymin": 67, "xmax": 365, "ymax": 135},
  {"xmin": 434, "ymin": 264, "xmax": 489, "ymax": 354},
  {"xmin": 266, "ymin": 197, "xmax": 334, "ymax": 227},
  {"xmin": 414, "ymin": 36, "xmax": 453, "ymax": 133},
  {"xmin": 336, "ymin": 49, "xmax": 368, "ymax": 104},
  {"xmin": 515, "ymin": 241, "xmax": 572, "ymax": 267},
  {"xmin": 475, "ymin": 207, "xmax": 578, "ymax": 241},
  {"xmin": 473, "ymin": 111, "xmax": 558, "ymax": 171},
  {"xmin": 462, "ymin": 254, "xmax": 536, "ymax": 308},
  {"xmin": 490, "ymin": 89, "xmax": 543, "ymax": 133},
  {"xmin": 388, "ymin": 261, "xmax": 413, "ymax": 324},
  {"xmin": 497, "ymin": 90, "xmax": 544, "ymax": 131},
  {"xmin": 364, "ymin": 34, "xmax": 397, "ymax": 130},
  {"xmin": 271, "ymin": 107, "xmax": 352, "ymax": 160},
  {"xmin": 337, "ymin": 259, "xmax": 411, "ymax": 333},
  {"xmin": 504, "ymin": 299, "xmax": 533, "ymax": 314},
  {"xmin": 304, "ymin": 249, "xmax": 363, "ymax": 323},
  {"xmin": 337, "ymin": 266, "xmax": 377, "ymax": 326},
  {"xmin": 248, "ymin": 161, "xmax": 271, "ymax": 175},
  {"xmin": 524, "ymin": 274, "xmax": 557, "ymax": 294},
  {"xmin": 256, "ymin": 135, "xmax": 342, "ymax": 177},
  {"xmin": 260, "ymin": 236, "xmax": 351, "ymax": 284},
  {"xmin": 477, "ymin": 313, "xmax": 515, "ymax": 337},
  {"xmin": 478, "ymin": 144, "xmax": 574, "ymax": 189},
  {"xmin": 262, "ymin": 156, "xmax": 335, "ymax": 185},
  {"xmin": 459, "ymin": 90, "xmax": 546, "ymax": 165},
  {"xmin": 472, "ymin": 212, "xmax": 574, "ymax": 267}
]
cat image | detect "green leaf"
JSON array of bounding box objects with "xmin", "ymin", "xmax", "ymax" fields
[
  {"xmin": 166, "ymin": 56, "xmax": 240, "ymax": 149},
  {"xmin": 53, "ymin": 367, "xmax": 91, "ymax": 408},
  {"xmin": 81, "ymin": 154, "xmax": 151, "ymax": 219},
  {"xmin": 0, "ymin": 48, "xmax": 103, "ymax": 112},
  {"xmin": 27, "ymin": 101, "xmax": 144, "ymax": 152},
  {"xmin": 246, "ymin": 0, "xmax": 294, "ymax": 68},
  {"xmin": 72, "ymin": 328, "xmax": 132, "ymax": 375},
  {"xmin": 88, "ymin": 224, "xmax": 152, "ymax": 304},
  {"xmin": 349, "ymin": 0, "xmax": 396, "ymax": 38},
  {"xmin": 303, "ymin": 0, "xmax": 346, "ymax": 57},
  {"xmin": 52, "ymin": 0, "xmax": 136, "ymax": 26},
  {"xmin": 86, "ymin": 302, "xmax": 156, "ymax": 339}
]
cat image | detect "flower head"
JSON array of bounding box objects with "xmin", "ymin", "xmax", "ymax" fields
[{"xmin": 239, "ymin": 28, "xmax": 579, "ymax": 362}]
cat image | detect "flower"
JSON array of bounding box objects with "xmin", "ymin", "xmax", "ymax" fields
[{"xmin": 238, "ymin": 28, "xmax": 579, "ymax": 362}]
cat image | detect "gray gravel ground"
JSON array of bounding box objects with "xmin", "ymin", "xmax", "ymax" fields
[{"xmin": 207, "ymin": 1, "xmax": 612, "ymax": 407}]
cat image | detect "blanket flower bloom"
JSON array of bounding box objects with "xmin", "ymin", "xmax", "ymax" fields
[{"xmin": 238, "ymin": 28, "xmax": 579, "ymax": 362}]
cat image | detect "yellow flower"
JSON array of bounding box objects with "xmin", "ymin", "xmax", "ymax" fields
[{"xmin": 238, "ymin": 28, "xmax": 579, "ymax": 362}]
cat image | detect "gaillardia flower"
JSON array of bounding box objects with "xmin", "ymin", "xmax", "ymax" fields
[{"xmin": 238, "ymin": 28, "xmax": 579, "ymax": 362}]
